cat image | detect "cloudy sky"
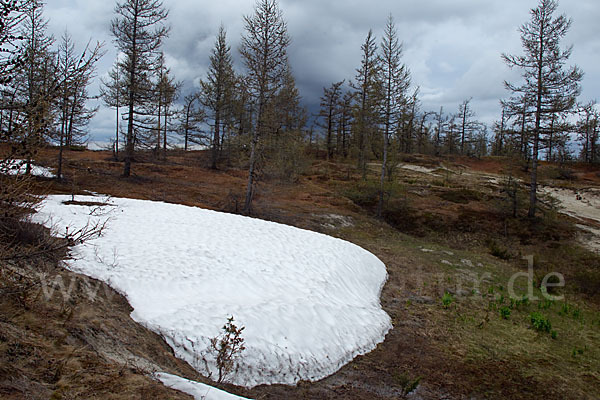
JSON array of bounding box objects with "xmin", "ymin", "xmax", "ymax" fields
[{"xmin": 45, "ymin": 0, "xmax": 599, "ymax": 145}]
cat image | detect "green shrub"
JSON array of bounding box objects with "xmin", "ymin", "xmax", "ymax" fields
[
  {"xmin": 488, "ymin": 240, "xmax": 511, "ymax": 260},
  {"xmin": 499, "ymin": 306, "xmax": 511, "ymax": 320},
  {"xmin": 393, "ymin": 372, "xmax": 421, "ymax": 396},
  {"xmin": 530, "ymin": 312, "xmax": 552, "ymax": 333},
  {"xmin": 572, "ymin": 347, "xmax": 585, "ymax": 357},
  {"xmin": 342, "ymin": 180, "xmax": 381, "ymax": 208},
  {"xmin": 559, "ymin": 302, "xmax": 571, "ymax": 316},
  {"xmin": 538, "ymin": 299, "xmax": 554, "ymax": 310},
  {"xmin": 442, "ymin": 292, "xmax": 454, "ymax": 309}
]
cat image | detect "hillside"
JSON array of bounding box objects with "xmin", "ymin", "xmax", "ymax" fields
[{"xmin": 2, "ymin": 147, "xmax": 599, "ymax": 399}]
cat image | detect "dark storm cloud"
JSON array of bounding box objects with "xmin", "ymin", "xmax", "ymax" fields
[{"xmin": 44, "ymin": 0, "xmax": 600, "ymax": 142}]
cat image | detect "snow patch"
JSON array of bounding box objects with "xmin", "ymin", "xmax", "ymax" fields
[
  {"xmin": 155, "ymin": 373, "xmax": 251, "ymax": 400},
  {"xmin": 33, "ymin": 196, "xmax": 391, "ymax": 387},
  {"xmin": 2, "ymin": 159, "xmax": 55, "ymax": 178}
]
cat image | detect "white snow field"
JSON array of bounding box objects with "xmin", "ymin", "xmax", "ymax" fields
[
  {"xmin": 33, "ymin": 195, "xmax": 391, "ymax": 387},
  {"xmin": 155, "ymin": 373, "xmax": 251, "ymax": 400}
]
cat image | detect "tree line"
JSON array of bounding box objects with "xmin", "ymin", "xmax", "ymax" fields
[{"xmin": 1, "ymin": 0, "xmax": 597, "ymax": 217}]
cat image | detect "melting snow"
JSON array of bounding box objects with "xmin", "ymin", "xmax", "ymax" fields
[
  {"xmin": 155, "ymin": 373, "xmax": 251, "ymax": 400},
  {"xmin": 2, "ymin": 159, "xmax": 55, "ymax": 178},
  {"xmin": 33, "ymin": 195, "xmax": 391, "ymax": 387}
]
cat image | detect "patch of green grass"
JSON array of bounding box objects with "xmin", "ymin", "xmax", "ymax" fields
[
  {"xmin": 499, "ymin": 306, "xmax": 511, "ymax": 320},
  {"xmin": 530, "ymin": 312, "xmax": 552, "ymax": 333},
  {"xmin": 571, "ymin": 347, "xmax": 585, "ymax": 357},
  {"xmin": 537, "ymin": 299, "xmax": 554, "ymax": 310},
  {"xmin": 393, "ymin": 372, "xmax": 421, "ymax": 396},
  {"xmin": 442, "ymin": 292, "xmax": 454, "ymax": 309}
]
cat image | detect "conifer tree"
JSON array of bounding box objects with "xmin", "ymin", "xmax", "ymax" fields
[
  {"xmin": 503, "ymin": 0, "xmax": 582, "ymax": 217},
  {"xmin": 240, "ymin": 0, "xmax": 290, "ymax": 213},
  {"xmin": 111, "ymin": 0, "xmax": 169, "ymax": 176},
  {"xmin": 200, "ymin": 25, "xmax": 235, "ymax": 169}
]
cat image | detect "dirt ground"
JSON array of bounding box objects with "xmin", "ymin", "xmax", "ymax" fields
[{"xmin": 3, "ymin": 147, "xmax": 600, "ymax": 399}]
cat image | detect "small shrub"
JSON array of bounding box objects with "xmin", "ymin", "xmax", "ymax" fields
[
  {"xmin": 517, "ymin": 296, "xmax": 530, "ymax": 308},
  {"xmin": 559, "ymin": 302, "xmax": 571, "ymax": 316},
  {"xmin": 530, "ymin": 312, "xmax": 552, "ymax": 333},
  {"xmin": 551, "ymin": 330, "xmax": 558, "ymax": 340},
  {"xmin": 499, "ymin": 306, "xmax": 511, "ymax": 320},
  {"xmin": 394, "ymin": 372, "xmax": 421, "ymax": 396},
  {"xmin": 572, "ymin": 347, "xmax": 585, "ymax": 357},
  {"xmin": 209, "ymin": 316, "xmax": 246, "ymax": 383},
  {"xmin": 442, "ymin": 292, "xmax": 454, "ymax": 309},
  {"xmin": 342, "ymin": 181, "xmax": 380, "ymax": 208},
  {"xmin": 488, "ymin": 240, "xmax": 511, "ymax": 260},
  {"xmin": 538, "ymin": 299, "xmax": 554, "ymax": 310}
]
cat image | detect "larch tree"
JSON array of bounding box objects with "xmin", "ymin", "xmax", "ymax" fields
[
  {"xmin": 267, "ymin": 63, "xmax": 307, "ymax": 182},
  {"xmin": 0, "ymin": 0, "xmax": 45, "ymax": 232},
  {"xmin": 200, "ymin": 24, "xmax": 235, "ymax": 169},
  {"xmin": 352, "ymin": 29, "xmax": 381, "ymax": 179},
  {"xmin": 111, "ymin": 0, "xmax": 169, "ymax": 177},
  {"xmin": 240, "ymin": 0, "xmax": 290, "ymax": 214},
  {"xmin": 153, "ymin": 52, "xmax": 179, "ymax": 160},
  {"xmin": 336, "ymin": 90, "xmax": 354, "ymax": 158},
  {"xmin": 318, "ymin": 80, "xmax": 343, "ymax": 160},
  {"xmin": 0, "ymin": 0, "xmax": 32, "ymax": 87},
  {"xmin": 433, "ymin": 106, "xmax": 444, "ymax": 155},
  {"xmin": 502, "ymin": 94, "xmax": 534, "ymax": 160},
  {"xmin": 503, "ymin": 0, "xmax": 582, "ymax": 218},
  {"xmin": 0, "ymin": 0, "xmax": 31, "ymax": 151},
  {"xmin": 55, "ymin": 30, "xmax": 104, "ymax": 179},
  {"xmin": 458, "ymin": 97, "xmax": 477, "ymax": 155},
  {"xmin": 100, "ymin": 59, "xmax": 126, "ymax": 158},
  {"xmin": 577, "ymin": 102, "xmax": 598, "ymax": 163},
  {"xmin": 179, "ymin": 93, "xmax": 204, "ymax": 151},
  {"xmin": 17, "ymin": 0, "xmax": 55, "ymax": 173},
  {"xmin": 492, "ymin": 105, "xmax": 508, "ymax": 156},
  {"xmin": 377, "ymin": 14, "xmax": 410, "ymax": 218}
]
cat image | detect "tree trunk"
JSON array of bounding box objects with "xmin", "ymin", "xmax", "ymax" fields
[
  {"xmin": 529, "ymin": 19, "xmax": 545, "ymax": 219},
  {"xmin": 326, "ymin": 107, "xmax": 333, "ymax": 160},
  {"xmin": 244, "ymin": 130, "xmax": 259, "ymax": 214},
  {"xmin": 377, "ymin": 129, "xmax": 389, "ymax": 218},
  {"xmin": 212, "ymin": 108, "xmax": 221, "ymax": 169},
  {"xmin": 123, "ymin": 4, "xmax": 139, "ymax": 178},
  {"xmin": 163, "ymin": 104, "xmax": 168, "ymax": 160}
]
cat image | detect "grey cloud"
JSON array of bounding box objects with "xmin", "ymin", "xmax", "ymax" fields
[{"xmin": 44, "ymin": 0, "xmax": 600, "ymax": 141}]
